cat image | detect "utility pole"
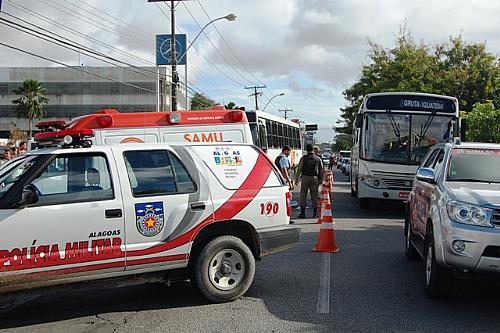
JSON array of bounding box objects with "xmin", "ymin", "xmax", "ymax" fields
[
  {"xmin": 149, "ymin": 0, "xmax": 184, "ymax": 111},
  {"xmin": 245, "ymin": 85, "xmax": 266, "ymax": 110},
  {"xmin": 170, "ymin": 0, "xmax": 178, "ymax": 111},
  {"xmin": 279, "ymin": 108, "xmax": 293, "ymax": 119}
]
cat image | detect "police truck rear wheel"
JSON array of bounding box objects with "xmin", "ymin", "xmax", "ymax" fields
[{"xmin": 194, "ymin": 236, "xmax": 255, "ymax": 303}]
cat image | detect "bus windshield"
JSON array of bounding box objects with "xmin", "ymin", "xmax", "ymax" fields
[{"xmin": 362, "ymin": 113, "xmax": 454, "ymax": 165}]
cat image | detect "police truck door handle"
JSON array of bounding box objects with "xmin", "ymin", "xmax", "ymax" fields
[
  {"xmin": 105, "ymin": 209, "xmax": 123, "ymax": 218},
  {"xmin": 190, "ymin": 202, "xmax": 206, "ymax": 211}
]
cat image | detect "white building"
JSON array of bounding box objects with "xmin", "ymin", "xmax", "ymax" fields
[{"xmin": 0, "ymin": 66, "xmax": 186, "ymax": 138}]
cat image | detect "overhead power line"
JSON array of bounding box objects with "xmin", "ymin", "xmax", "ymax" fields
[
  {"xmin": 0, "ymin": 41, "xmax": 163, "ymax": 95},
  {"xmin": 197, "ymin": 0, "xmax": 265, "ymax": 86},
  {"xmin": 181, "ymin": 2, "xmax": 252, "ymax": 86}
]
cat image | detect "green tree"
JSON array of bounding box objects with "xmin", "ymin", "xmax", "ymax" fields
[
  {"xmin": 340, "ymin": 30, "xmax": 500, "ymax": 136},
  {"xmin": 332, "ymin": 133, "xmax": 352, "ymax": 152},
  {"xmin": 12, "ymin": 79, "xmax": 49, "ymax": 138},
  {"xmin": 465, "ymin": 102, "xmax": 500, "ymax": 143},
  {"xmin": 225, "ymin": 102, "xmax": 236, "ymax": 109},
  {"xmin": 190, "ymin": 93, "xmax": 216, "ymax": 110}
]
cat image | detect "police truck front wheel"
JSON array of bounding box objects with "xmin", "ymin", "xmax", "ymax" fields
[{"xmin": 193, "ymin": 236, "xmax": 255, "ymax": 303}]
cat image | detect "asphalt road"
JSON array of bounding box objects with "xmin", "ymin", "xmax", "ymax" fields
[{"xmin": 1, "ymin": 169, "xmax": 500, "ymax": 332}]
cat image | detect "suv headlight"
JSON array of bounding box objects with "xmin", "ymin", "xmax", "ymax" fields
[{"xmin": 446, "ymin": 201, "xmax": 493, "ymax": 227}]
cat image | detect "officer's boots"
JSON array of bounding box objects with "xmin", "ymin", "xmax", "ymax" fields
[
  {"xmin": 312, "ymin": 207, "xmax": 318, "ymax": 218},
  {"xmin": 298, "ymin": 207, "xmax": 306, "ymax": 219}
]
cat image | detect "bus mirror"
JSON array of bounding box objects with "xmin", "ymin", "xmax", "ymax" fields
[
  {"xmin": 460, "ymin": 118, "xmax": 467, "ymax": 141},
  {"xmin": 354, "ymin": 114, "xmax": 363, "ymax": 128}
]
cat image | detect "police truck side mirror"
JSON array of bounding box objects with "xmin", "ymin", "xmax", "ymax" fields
[
  {"xmin": 354, "ymin": 114, "xmax": 363, "ymax": 128},
  {"xmin": 18, "ymin": 185, "xmax": 39, "ymax": 207}
]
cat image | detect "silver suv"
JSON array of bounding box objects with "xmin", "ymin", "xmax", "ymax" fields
[{"xmin": 405, "ymin": 141, "xmax": 500, "ymax": 298}]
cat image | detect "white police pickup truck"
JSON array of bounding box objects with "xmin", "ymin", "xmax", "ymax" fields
[{"xmin": 0, "ymin": 133, "xmax": 299, "ymax": 303}]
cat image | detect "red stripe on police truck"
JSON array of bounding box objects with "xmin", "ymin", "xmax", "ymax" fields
[{"xmin": 127, "ymin": 153, "xmax": 272, "ymax": 258}]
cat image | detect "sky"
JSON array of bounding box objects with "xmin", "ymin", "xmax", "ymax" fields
[{"xmin": 0, "ymin": 0, "xmax": 499, "ymax": 142}]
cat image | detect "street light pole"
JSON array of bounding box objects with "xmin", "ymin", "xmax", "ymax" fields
[
  {"xmin": 178, "ymin": 14, "xmax": 236, "ymax": 61},
  {"xmin": 178, "ymin": 13, "xmax": 236, "ymax": 108},
  {"xmin": 262, "ymin": 92, "xmax": 285, "ymax": 111}
]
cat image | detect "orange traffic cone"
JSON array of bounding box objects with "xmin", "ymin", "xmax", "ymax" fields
[
  {"xmin": 316, "ymin": 185, "xmax": 330, "ymax": 224},
  {"xmin": 325, "ymin": 170, "xmax": 334, "ymax": 192},
  {"xmin": 313, "ymin": 201, "xmax": 339, "ymax": 253}
]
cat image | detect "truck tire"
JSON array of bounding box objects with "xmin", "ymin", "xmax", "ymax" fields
[
  {"xmin": 423, "ymin": 228, "xmax": 453, "ymax": 299},
  {"xmin": 193, "ymin": 235, "xmax": 255, "ymax": 303}
]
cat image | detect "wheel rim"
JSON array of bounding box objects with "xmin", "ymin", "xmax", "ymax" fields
[
  {"xmin": 425, "ymin": 243, "xmax": 433, "ymax": 285},
  {"xmin": 208, "ymin": 249, "xmax": 245, "ymax": 291}
]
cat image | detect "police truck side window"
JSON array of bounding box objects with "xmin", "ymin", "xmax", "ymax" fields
[
  {"xmin": 30, "ymin": 153, "xmax": 113, "ymax": 205},
  {"xmin": 169, "ymin": 152, "xmax": 196, "ymax": 193},
  {"xmin": 124, "ymin": 150, "xmax": 177, "ymax": 197}
]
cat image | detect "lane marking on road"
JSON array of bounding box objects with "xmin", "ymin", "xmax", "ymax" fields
[{"xmin": 316, "ymin": 252, "xmax": 330, "ymax": 314}]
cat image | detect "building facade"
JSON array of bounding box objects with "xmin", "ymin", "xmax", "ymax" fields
[{"xmin": 0, "ymin": 66, "xmax": 186, "ymax": 138}]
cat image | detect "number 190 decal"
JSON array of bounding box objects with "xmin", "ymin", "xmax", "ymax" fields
[{"xmin": 260, "ymin": 202, "xmax": 279, "ymax": 216}]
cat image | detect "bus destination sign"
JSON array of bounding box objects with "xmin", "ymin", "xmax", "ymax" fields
[{"xmin": 366, "ymin": 94, "xmax": 456, "ymax": 113}]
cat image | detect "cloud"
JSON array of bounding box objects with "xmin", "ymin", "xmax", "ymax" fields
[{"xmin": 0, "ymin": 0, "xmax": 499, "ymax": 142}]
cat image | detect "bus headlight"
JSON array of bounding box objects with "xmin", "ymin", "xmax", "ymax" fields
[{"xmin": 361, "ymin": 176, "xmax": 383, "ymax": 188}]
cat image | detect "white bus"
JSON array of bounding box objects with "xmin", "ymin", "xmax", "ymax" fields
[
  {"xmin": 350, "ymin": 92, "xmax": 460, "ymax": 208},
  {"xmin": 245, "ymin": 110, "xmax": 302, "ymax": 167}
]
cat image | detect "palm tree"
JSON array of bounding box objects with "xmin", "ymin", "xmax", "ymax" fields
[{"xmin": 12, "ymin": 79, "xmax": 49, "ymax": 138}]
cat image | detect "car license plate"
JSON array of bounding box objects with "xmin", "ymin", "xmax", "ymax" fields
[{"xmin": 399, "ymin": 192, "xmax": 409, "ymax": 199}]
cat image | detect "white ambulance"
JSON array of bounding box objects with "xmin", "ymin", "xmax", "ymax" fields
[{"xmin": 0, "ymin": 131, "xmax": 300, "ymax": 303}]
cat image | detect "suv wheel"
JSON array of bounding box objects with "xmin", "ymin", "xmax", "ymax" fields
[
  {"xmin": 404, "ymin": 212, "xmax": 418, "ymax": 260},
  {"xmin": 423, "ymin": 228, "xmax": 453, "ymax": 299},
  {"xmin": 192, "ymin": 235, "xmax": 255, "ymax": 303}
]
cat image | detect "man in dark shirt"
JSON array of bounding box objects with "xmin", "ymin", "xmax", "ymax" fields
[{"xmin": 294, "ymin": 144, "xmax": 324, "ymax": 218}]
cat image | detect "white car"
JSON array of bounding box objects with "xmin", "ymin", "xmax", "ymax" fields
[
  {"xmin": 0, "ymin": 134, "xmax": 300, "ymax": 303},
  {"xmin": 341, "ymin": 158, "xmax": 351, "ymax": 174}
]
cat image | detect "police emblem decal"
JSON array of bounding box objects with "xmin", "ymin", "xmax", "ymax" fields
[{"xmin": 135, "ymin": 202, "xmax": 165, "ymax": 237}]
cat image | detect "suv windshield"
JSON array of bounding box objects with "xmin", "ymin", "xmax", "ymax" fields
[
  {"xmin": 362, "ymin": 113, "xmax": 454, "ymax": 165},
  {"xmin": 447, "ymin": 148, "xmax": 500, "ymax": 183},
  {"xmin": 0, "ymin": 155, "xmax": 39, "ymax": 200}
]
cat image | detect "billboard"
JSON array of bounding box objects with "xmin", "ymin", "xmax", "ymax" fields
[
  {"xmin": 156, "ymin": 34, "xmax": 187, "ymax": 66},
  {"xmin": 305, "ymin": 124, "xmax": 318, "ymax": 131}
]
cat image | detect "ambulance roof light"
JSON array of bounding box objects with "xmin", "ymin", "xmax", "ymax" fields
[
  {"xmin": 169, "ymin": 113, "xmax": 181, "ymax": 124},
  {"xmin": 34, "ymin": 129, "xmax": 94, "ymax": 148},
  {"xmin": 97, "ymin": 115, "xmax": 113, "ymax": 128},
  {"xmin": 231, "ymin": 110, "xmax": 243, "ymax": 122}
]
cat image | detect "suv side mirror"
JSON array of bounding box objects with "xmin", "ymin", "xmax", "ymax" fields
[
  {"xmin": 416, "ymin": 168, "xmax": 436, "ymax": 184},
  {"xmin": 19, "ymin": 184, "xmax": 39, "ymax": 207}
]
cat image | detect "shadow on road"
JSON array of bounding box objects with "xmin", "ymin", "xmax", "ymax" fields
[
  {"xmin": 1, "ymin": 225, "xmax": 499, "ymax": 331},
  {"xmin": 0, "ymin": 280, "xmax": 207, "ymax": 329},
  {"xmin": 250, "ymin": 226, "xmax": 500, "ymax": 332}
]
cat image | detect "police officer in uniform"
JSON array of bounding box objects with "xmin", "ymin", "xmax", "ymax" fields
[{"xmin": 294, "ymin": 143, "xmax": 323, "ymax": 218}]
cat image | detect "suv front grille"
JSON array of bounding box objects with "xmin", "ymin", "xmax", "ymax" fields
[
  {"xmin": 492, "ymin": 209, "xmax": 500, "ymax": 227},
  {"xmin": 482, "ymin": 246, "xmax": 500, "ymax": 258}
]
